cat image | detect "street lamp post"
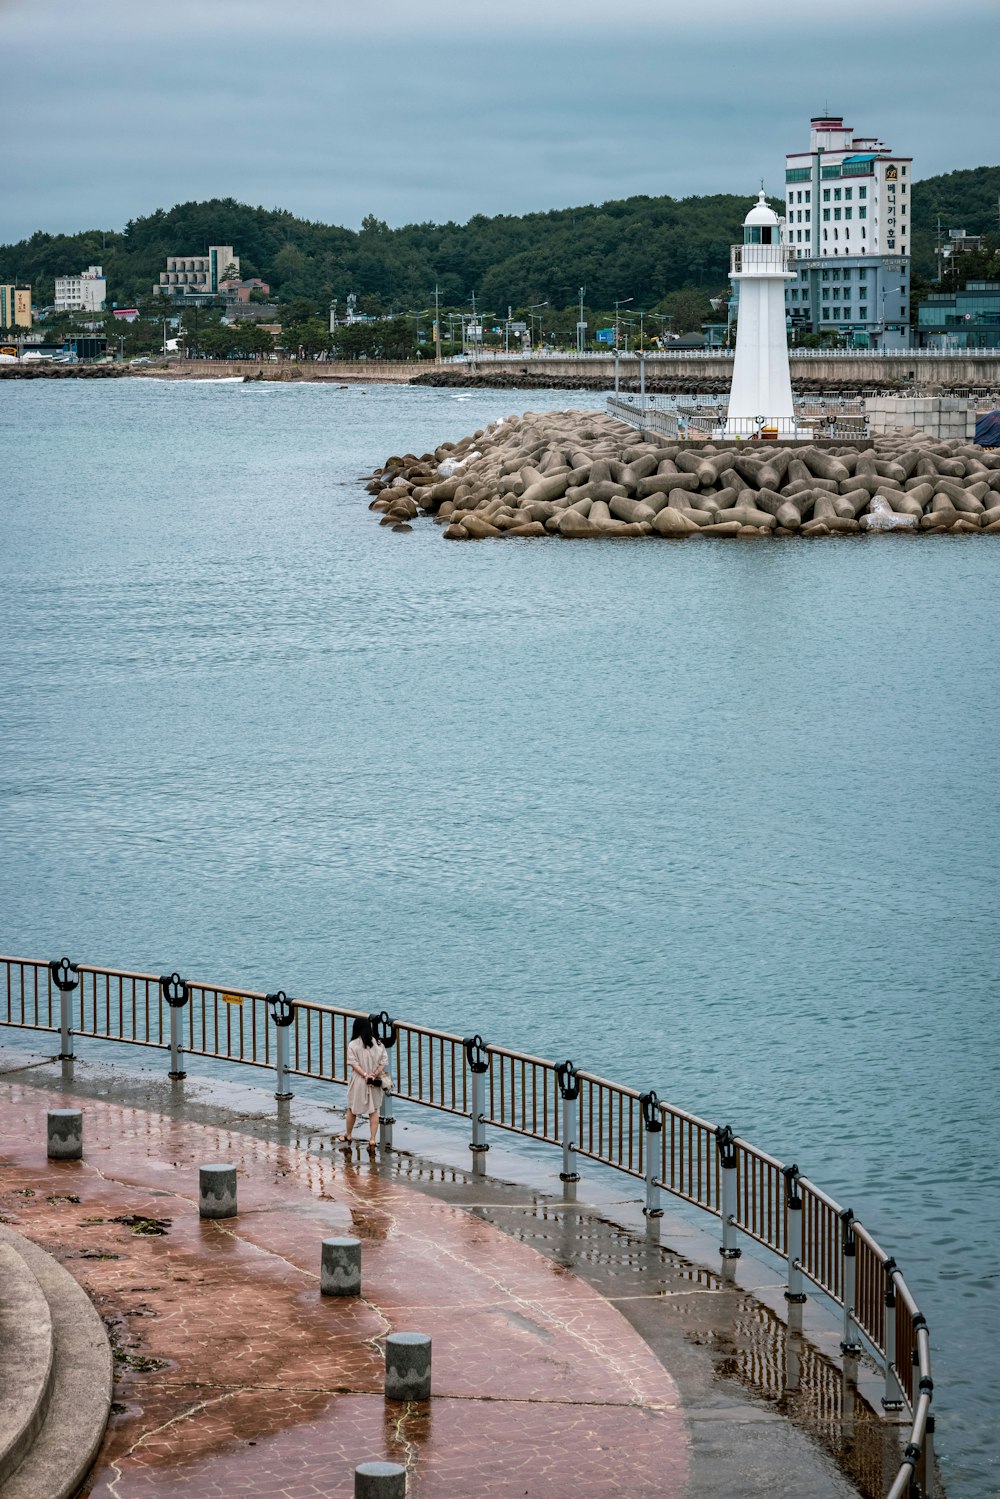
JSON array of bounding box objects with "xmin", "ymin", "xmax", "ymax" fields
[
  {"xmin": 526, "ymin": 302, "xmax": 548, "ymax": 352},
  {"xmin": 614, "ymin": 297, "xmax": 633, "ymax": 351}
]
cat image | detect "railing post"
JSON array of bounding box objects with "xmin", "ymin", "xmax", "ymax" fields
[
  {"xmin": 840, "ymin": 1208, "xmax": 863, "ymax": 1356},
  {"xmin": 49, "ymin": 958, "xmax": 79, "ymax": 1076},
  {"xmin": 783, "ymin": 1163, "xmax": 807, "ymax": 1309},
  {"xmin": 715, "ymin": 1124, "xmax": 741, "ymax": 1261},
  {"xmin": 640, "ymin": 1091, "xmax": 664, "ymax": 1235},
  {"xmin": 921, "ymin": 1412, "xmax": 935, "ymax": 1498},
  {"xmin": 267, "ymin": 991, "xmax": 295, "ymax": 1106},
  {"xmin": 556, "ymin": 1061, "xmax": 580, "ymax": 1199},
  {"xmin": 881, "ymin": 1258, "xmax": 905, "ymax": 1412},
  {"xmin": 160, "ymin": 972, "xmax": 189, "ymax": 1080},
  {"xmin": 370, "ymin": 1010, "xmax": 398, "ymax": 1153},
  {"xmin": 464, "ymin": 1034, "xmax": 490, "ymax": 1175}
]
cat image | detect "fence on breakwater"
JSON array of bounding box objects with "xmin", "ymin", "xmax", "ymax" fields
[{"xmin": 1, "ymin": 952, "xmax": 935, "ymax": 1499}]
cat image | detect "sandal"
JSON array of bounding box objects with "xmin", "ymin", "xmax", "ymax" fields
[{"xmin": 334, "ymin": 1134, "xmax": 354, "ymax": 1146}]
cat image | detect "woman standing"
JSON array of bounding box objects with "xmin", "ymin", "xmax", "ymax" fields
[{"xmin": 337, "ymin": 1016, "xmax": 388, "ymax": 1151}]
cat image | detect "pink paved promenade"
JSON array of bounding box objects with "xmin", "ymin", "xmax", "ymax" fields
[{"xmin": 0, "ymin": 1081, "xmax": 688, "ymax": 1498}]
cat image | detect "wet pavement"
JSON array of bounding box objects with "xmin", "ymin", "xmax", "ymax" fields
[{"xmin": 0, "ymin": 1043, "xmax": 898, "ymax": 1497}]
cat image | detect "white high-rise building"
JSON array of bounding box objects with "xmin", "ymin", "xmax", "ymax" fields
[
  {"xmin": 726, "ymin": 194, "xmax": 796, "ymax": 434},
  {"xmin": 54, "ymin": 265, "xmax": 107, "ymax": 313},
  {"xmin": 782, "ymin": 115, "xmax": 911, "ymax": 348}
]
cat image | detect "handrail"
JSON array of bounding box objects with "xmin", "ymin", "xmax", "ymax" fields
[{"xmin": 0, "ymin": 951, "xmax": 934, "ymax": 1495}]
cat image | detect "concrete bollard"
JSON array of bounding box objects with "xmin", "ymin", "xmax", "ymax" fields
[
  {"xmin": 355, "ymin": 1462, "xmax": 406, "ymax": 1499},
  {"xmin": 47, "ymin": 1109, "xmax": 83, "ymax": 1160},
  {"xmin": 385, "ymin": 1332, "xmax": 431, "ymax": 1401},
  {"xmin": 321, "ymin": 1237, "xmax": 361, "ymax": 1297},
  {"xmin": 199, "ymin": 1163, "xmax": 237, "ymax": 1219}
]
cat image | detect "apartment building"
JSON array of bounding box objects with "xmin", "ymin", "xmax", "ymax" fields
[
  {"xmin": 54, "ymin": 265, "xmax": 107, "ymax": 313},
  {"xmin": 0, "ymin": 285, "xmax": 32, "ymax": 328},
  {"xmin": 782, "ymin": 115, "xmax": 911, "ymax": 347}
]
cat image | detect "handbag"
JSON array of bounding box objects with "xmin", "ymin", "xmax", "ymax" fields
[{"xmin": 378, "ymin": 1069, "xmax": 394, "ymax": 1093}]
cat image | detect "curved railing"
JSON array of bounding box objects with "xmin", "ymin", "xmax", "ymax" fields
[{"xmin": 1, "ymin": 953, "xmax": 934, "ymax": 1499}]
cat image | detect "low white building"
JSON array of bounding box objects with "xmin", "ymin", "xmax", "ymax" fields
[{"xmin": 54, "ymin": 265, "xmax": 107, "ymax": 313}]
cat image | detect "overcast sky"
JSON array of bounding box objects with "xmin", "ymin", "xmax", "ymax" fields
[{"xmin": 3, "ymin": 0, "xmax": 997, "ymax": 242}]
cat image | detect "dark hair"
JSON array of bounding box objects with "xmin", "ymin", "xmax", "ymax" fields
[{"xmin": 351, "ymin": 1016, "xmax": 374, "ymax": 1047}]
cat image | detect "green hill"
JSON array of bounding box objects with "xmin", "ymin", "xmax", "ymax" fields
[{"xmin": 2, "ymin": 166, "xmax": 996, "ymax": 316}]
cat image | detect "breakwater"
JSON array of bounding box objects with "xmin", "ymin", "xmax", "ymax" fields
[
  {"xmin": 0, "ymin": 363, "xmax": 131, "ymax": 379},
  {"xmin": 366, "ymin": 408, "xmax": 1000, "ymax": 538}
]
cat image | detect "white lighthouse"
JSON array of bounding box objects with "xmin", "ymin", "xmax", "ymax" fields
[{"xmin": 726, "ymin": 193, "xmax": 796, "ymax": 436}]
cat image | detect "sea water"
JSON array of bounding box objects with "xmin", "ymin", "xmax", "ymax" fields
[{"xmin": 1, "ymin": 376, "xmax": 997, "ymax": 1495}]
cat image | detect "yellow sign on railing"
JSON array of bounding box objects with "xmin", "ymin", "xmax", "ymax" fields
[{"xmin": 221, "ymin": 992, "xmax": 244, "ymax": 1006}]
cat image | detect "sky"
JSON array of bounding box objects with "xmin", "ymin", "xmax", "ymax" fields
[{"xmin": 2, "ymin": 0, "xmax": 998, "ymax": 242}]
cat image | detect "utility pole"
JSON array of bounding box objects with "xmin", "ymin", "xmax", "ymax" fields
[
  {"xmin": 577, "ymin": 285, "xmax": 586, "ymax": 354},
  {"xmin": 434, "ymin": 284, "xmax": 441, "ymax": 364}
]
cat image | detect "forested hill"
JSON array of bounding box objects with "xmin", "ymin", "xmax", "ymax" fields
[{"xmin": 2, "ymin": 165, "xmax": 997, "ymax": 314}]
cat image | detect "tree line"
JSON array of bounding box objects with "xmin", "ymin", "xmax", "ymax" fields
[{"xmin": 2, "ymin": 165, "xmax": 995, "ymax": 340}]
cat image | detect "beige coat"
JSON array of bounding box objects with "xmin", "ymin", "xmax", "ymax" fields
[{"xmin": 346, "ymin": 1037, "xmax": 388, "ymax": 1116}]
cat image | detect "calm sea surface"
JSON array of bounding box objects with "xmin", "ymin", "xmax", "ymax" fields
[{"xmin": 1, "ymin": 378, "xmax": 998, "ymax": 1495}]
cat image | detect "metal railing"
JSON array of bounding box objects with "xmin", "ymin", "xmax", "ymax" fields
[
  {"xmin": 446, "ymin": 347, "xmax": 999, "ymax": 363},
  {"xmin": 606, "ymin": 398, "xmax": 869, "ymax": 443},
  {"xmin": 606, "ymin": 393, "xmax": 680, "ymax": 438},
  {"xmin": 730, "ymin": 242, "xmax": 796, "ymax": 274},
  {"xmin": 1, "ymin": 952, "xmax": 934, "ymax": 1497}
]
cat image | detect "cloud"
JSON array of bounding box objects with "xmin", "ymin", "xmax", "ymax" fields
[{"xmin": 2, "ymin": 1, "xmax": 997, "ymax": 241}]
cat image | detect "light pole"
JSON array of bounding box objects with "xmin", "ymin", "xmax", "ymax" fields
[
  {"xmin": 434, "ymin": 284, "xmax": 441, "ymax": 365},
  {"xmin": 614, "ymin": 296, "xmax": 633, "ymax": 351},
  {"xmin": 576, "ymin": 285, "xmax": 587, "ymax": 354},
  {"xmin": 526, "ymin": 301, "xmax": 548, "ymax": 352}
]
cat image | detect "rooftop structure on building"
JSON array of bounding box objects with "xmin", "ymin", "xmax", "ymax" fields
[
  {"xmin": 0, "ymin": 284, "xmax": 32, "ymax": 328},
  {"xmin": 155, "ymin": 246, "xmax": 239, "ymax": 303},
  {"xmin": 782, "ymin": 115, "xmax": 911, "ymax": 348},
  {"xmin": 54, "ymin": 265, "xmax": 106, "ymax": 314}
]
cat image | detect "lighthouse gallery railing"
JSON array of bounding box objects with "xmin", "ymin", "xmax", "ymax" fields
[{"xmin": 1, "ymin": 952, "xmax": 934, "ymax": 1499}]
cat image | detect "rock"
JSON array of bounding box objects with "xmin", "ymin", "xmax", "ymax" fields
[
  {"xmin": 636, "ymin": 472, "xmax": 700, "ymax": 499},
  {"xmin": 443, "ymin": 523, "xmax": 470, "ymax": 540},
  {"xmin": 609, "ymin": 497, "xmax": 656, "ymax": 524},
  {"xmin": 700, "ymin": 521, "xmax": 742, "ymax": 536},
  {"xmin": 390, "ymin": 522, "xmax": 413, "ymax": 532},
  {"xmin": 462, "ymin": 515, "xmax": 502, "ymax": 538},
  {"xmin": 776, "ymin": 502, "xmax": 802, "ymax": 529},
  {"xmin": 721, "ymin": 505, "xmax": 777, "ymax": 530},
  {"xmin": 506, "ymin": 521, "xmax": 547, "ymax": 536},
  {"xmin": 651, "ymin": 507, "xmax": 697, "ymax": 536}
]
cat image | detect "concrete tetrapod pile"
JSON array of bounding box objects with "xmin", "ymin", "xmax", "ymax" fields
[{"xmin": 365, "ymin": 409, "xmax": 1000, "ymax": 538}]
